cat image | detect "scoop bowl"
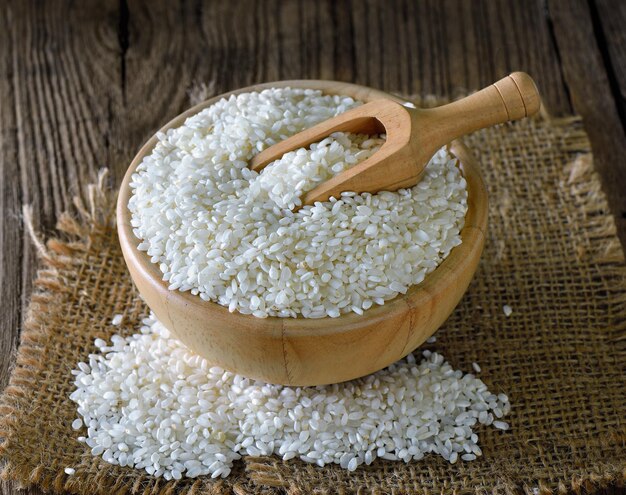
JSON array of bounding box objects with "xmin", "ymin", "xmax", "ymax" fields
[{"xmin": 117, "ymin": 80, "xmax": 488, "ymax": 386}]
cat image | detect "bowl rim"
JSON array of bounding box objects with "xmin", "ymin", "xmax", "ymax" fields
[{"xmin": 117, "ymin": 80, "xmax": 487, "ymax": 337}]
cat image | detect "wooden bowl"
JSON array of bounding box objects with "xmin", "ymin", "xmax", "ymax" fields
[{"xmin": 117, "ymin": 81, "xmax": 488, "ymax": 386}]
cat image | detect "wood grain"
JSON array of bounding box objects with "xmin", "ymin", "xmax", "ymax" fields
[
  {"xmin": 0, "ymin": 2, "xmax": 24, "ymax": 395},
  {"xmin": 0, "ymin": 0, "xmax": 624, "ymax": 492},
  {"xmin": 548, "ymin": 0, "xmax": 626, "ymax": 248},
  {"xmin": 0, "ymin": 0, "xmax": 122, "ymax": 393},
  {"xmin": 594, "ymin": 0, "xmax": 626, "ymax": 124}
]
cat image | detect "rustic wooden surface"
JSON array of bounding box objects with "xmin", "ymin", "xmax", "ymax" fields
[{"xmin": 0, "ymin": 1, "xmax": 624, "ymax": 494}]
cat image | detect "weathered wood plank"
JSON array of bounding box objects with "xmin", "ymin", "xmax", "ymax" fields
[
  {"xmin": 594, "ymin": 0, "xmax": 626, "ymax": 128},
  {"xmin": 0, "ymin": 481, "xmax": 44, "ymax": 495},
  {"xmin": 107, "ymin": 0, "xmax": 212, "ymax": 184},
  {"xmin": 592, "ymin": 0, "xmax": 626, "ymax": 246},
  {"xmin": 548, "ymin": 0, "xmax": 626, "ymax": 249},
  {"xmin": 0, "ymin": 1, "xmax": 24, "ymax": 395},
  {"xmin": 0, "ymin": 0, "xmax": 121, "ymax": 397}
]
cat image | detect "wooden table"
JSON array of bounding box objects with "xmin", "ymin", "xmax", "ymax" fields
[{"xmin": 1, "ymin": 1, "xmax": 625, "ymax": 494}]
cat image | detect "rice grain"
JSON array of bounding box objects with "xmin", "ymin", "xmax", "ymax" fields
[
  {"xmin": 70, "ymin": 315, "xmax": 511, "ymax": 479},
  {"xmin": 128, "ymin": 88, "xmax": 467, "ymax": 318}
]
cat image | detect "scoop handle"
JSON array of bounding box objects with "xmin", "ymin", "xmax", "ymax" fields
[{"xmin": 418, "ymin": 72, "xmax": 540, "ymax": 145}]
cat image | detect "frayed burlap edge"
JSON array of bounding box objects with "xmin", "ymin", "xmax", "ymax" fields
[
  {"xmin": 0, "ymin": 110, "xmax": 624, "ymax": 494},
  {"xmin": 0, "ymin": 170, "xmax": 122, "ymax": 494}
]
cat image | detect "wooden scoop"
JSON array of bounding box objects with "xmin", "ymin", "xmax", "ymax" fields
[{"xmin": 250, "ymin": 72, "xmax": 540, "ymax": 205}]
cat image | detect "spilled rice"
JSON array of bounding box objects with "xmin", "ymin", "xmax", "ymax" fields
[{"xmin": 70, "ymin": 315, "xmax": 510, "ymax": 480}]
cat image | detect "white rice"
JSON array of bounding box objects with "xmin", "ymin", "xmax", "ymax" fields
[
  {"xmin": 503, "ymin": 304, "xmax": 513, "ymax": 317},
  {"xmin": 70, "ymin": 314, "xmax": 511, "ymax": 480},
  {"xmin": 128, "ymin": 88, "xmax": 468, "ymax": 318}
]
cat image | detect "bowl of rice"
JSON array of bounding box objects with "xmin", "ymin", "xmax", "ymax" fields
[{"xmin": 117, "ymin": 80, "xmax": 487, "ymax": 386}]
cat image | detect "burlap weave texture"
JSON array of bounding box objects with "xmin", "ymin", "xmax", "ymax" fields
[{"xmin": 0, "ymin": 102, "xmax": 624, "ymax": 494}]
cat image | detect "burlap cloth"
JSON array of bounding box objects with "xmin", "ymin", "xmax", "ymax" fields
[{"xmin": 0, "ymin": 94, "xmax": 625, "ymax": 495}]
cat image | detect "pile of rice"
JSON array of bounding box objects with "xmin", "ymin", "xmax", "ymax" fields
[
  {"xmin": 69, "ymin": 315, "xmax": 510, "ymax": 480},
  {"xmin": 128, "ymin": 88, "xmax": 468, "ymax": 318},
  {"xmin": 68, "ymin": 90, "xmax": 500, "ymax": 482}
]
